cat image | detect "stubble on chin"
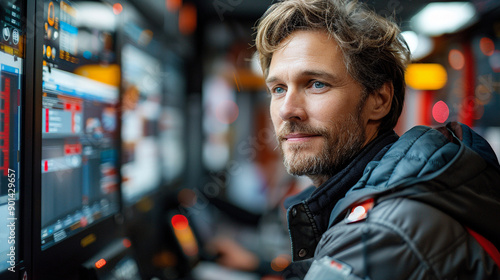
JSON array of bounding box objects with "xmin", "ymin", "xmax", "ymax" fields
[{"xmin": 277, "ymin": 113, "xmax": 366, "ymax": 179}]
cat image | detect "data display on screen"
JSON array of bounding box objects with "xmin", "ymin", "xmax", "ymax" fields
[
  {"xmin": 121, "ymin": 41, "xmax": 162, "ymax": 205},
  {"xmin": 0, "ymin": 0, "xmax": 23, "ymax": 272},
  {"xmin": 41, "ymin": 0, "xmax": 120, "ymax": 250}
]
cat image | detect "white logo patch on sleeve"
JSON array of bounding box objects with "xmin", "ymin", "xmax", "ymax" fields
[{"xmin": 304, "ymin": 256, "xmax": 354, "ymax": 280}]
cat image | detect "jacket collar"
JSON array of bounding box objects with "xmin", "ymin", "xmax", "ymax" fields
[
  {"xmin": 304, "ymin": 130, "xmax": 399, "ymax": 234},
  {"xmin": 284, "ymin": 130, "xmax": 398, "ymax": 261}
]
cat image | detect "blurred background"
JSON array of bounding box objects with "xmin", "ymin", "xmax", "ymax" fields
[{"xmin": 1, "ymin": 0, "xmax": 500, "ymax": 279}]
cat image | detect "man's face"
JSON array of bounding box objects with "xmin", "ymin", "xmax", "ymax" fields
[{"xmin": 266, "ymin": 30, "xmax": 372, "ymax": 183}]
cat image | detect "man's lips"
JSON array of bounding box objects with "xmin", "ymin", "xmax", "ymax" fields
[{"xmin": 282, "ymin": 133, "xmax": 321, "ymax": 142}]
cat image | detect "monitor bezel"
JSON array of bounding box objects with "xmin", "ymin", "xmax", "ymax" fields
[{"xmin": 0, "ymin": 0, "xmax": 32, "ymax": 278}]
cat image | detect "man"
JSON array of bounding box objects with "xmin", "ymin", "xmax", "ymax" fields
[{"xmin": 255, "ymin": 0, "xmax": 500, "ymax": 279}]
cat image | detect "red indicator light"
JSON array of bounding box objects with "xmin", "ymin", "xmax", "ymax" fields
[
  {"xmin": 123, "ymin": 238, "xmax": 132, "ymax": 248},
  {"xmin": 46, "ymin": 109, "xmax": 50, "ymax": 133},
  {"xmin": 95, "ymin": 258, "xmax": 106, "ymax": 269},
  {"xmin": 171, "ymin": 215, "xmax": 189, "ymax": 230}
]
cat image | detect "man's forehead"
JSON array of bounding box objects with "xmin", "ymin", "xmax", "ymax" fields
[
  {"xmin": 271, "ymin": 30, "xmax": 341, "ymax": 59},
  {"xmin": 266, "ymin": 31, "xmax": 347, "ymax": 83}
]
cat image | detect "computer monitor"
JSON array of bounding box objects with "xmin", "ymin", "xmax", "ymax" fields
[
  {"xmin": 40, "ymin": 0, "xmax": 120, "ymax": 251},
  {"xmin": 32, "ymin": 0, "xmax": 125, "ymax": 277},
  {"xmin": 0, "ymin": 0, "xmax": 24, "ymax": 278},
  {"xmin": 119, "ymin": 12, "xmax": 163, "ymax": 206}
]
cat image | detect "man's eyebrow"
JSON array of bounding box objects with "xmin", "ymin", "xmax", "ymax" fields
[
  {"xmin": 300, "ymin": 70, "xmax": 340, "ymax": 82},
  {"xmin": 265, "ymin": 70, "xmax": 341, "ymax": 85},
  {"xmin": 265, "ymin": 76, "xmax": 279, "ymax": 85}
]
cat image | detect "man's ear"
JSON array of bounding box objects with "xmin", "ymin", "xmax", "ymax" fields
[{"xmin": 367, "ymin": 82, "xmax": 393, "ymax": 121}]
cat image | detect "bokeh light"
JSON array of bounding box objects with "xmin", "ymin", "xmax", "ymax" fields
[
  {"xmin": 475, "ymin": 84, "xmax": 492, "ymax": 105},
  {"xmin": 448, "ymin": 49, "xmax": 465, "ymax": 70},
  {"xmin": 166, "ymin": 0, "xmax": 182, "ymax": 12},
  {"xmin": 112, "ymin": 3, "xmax": 123, "ymax": 15},
  {"xmin": 215, "ymin": 100, "xmax": 239, "ymax": 124},
  {"xmin": 122, "ymin": 238, "xmax": 132, "ymax": 248},
  {"xmin": 95, "ymin": 258, "xmax": 107, "ymax": 269},
  {"xmin": 489, "ymin": 50, "xmax": 500, "ymax": 72},
  {"xmin": 179, "ymin": 3, "xmax": 197, "ymax": 35},
  {"xmin": 405, "ymin": 63, "xmax": 447, "ymax": 90},
  {"xmin": 432, "ymin": 101, "xmax": 450, "ymax": 123},
  {"xmin": 171, "ymin": 215, "xmax": 189, "ymax": 231},
  {"xmin": 271, "ymin": 255, "xmax": 291, "ymax": 272},
  {"xmin": 480, "ymin": 37, "xmax": 495, "ymax": 56}
]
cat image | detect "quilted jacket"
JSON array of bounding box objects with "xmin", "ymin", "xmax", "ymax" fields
[{"xmin": 283, "ymin": 123, "xmax": 500, "ymax": 279}]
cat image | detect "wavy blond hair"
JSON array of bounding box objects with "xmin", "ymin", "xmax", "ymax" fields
[{"xmin": 255, "ymin": 0, "xmax": 410, "ymax": 132}]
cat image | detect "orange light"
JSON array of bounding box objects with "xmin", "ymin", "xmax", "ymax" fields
[
  {"xmin": 271, "ymin": 255, "xmax": 291, "ymax": 272},
  {"xmin": 166, "ymin": 0, "xmax": 182, "ymax": 12},
  {"xmin": 112, "ymin": 3, "xmax": 123, "ymax": 15},
  {"xmin": 171, "ymin": 215, "xmax": 189, "ymax": 231},
  {"xmin": 173, "ymin": 226, "xmax": 199, "ymax": 256},
  {"xmin": 80, "ymin": 233, "xmax": 96, "ymax": 248},
  {"xmin": 480, "ymin": 37, "xmax": 495, "ymax": 57},
  {"xmin": 95, "ymin": 258, "xmax": 107, "ymax": 269},
  {"xmin": 405, "ymin": 63, "xmax": 448, "ymax": 90},
  {"xmin": 46, "ymin": 46, "xmax": 52, "ymax": 59},
  {"xmin": 179, "ymin": 3, "xmax": 197, "ymax": 35},
  {"xmin": 47, "ymin": 2, "xmax": 55, "ymax": 26},
  {"xmin": 73, "ymin": 64, "xmax": 121, "ymax": 87},
  {"xmin": 448, "ymin": 49, "xmax": 465, "ymax": 70}
]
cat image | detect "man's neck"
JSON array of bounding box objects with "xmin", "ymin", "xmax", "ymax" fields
[{"xmin": 309, "ymin": 175, "xmax": 330, "ymax": 188}]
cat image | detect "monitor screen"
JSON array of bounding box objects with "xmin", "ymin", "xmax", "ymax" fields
[
  {"xmin": 160, "ymin": 51, "xmax": 186, "ymax": 184},
  {"xmin": 120, "ymin": 32, "xmax": 162, "ymax": 205},
  {"xmin": 40, "ymin": 0, "xmax": 120, "ymax": 250},
  {"xmin": 0, "ymin": 0, "xmax": 23, "ymax": 273}
]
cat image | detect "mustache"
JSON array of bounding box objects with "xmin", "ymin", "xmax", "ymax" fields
[{"xmin": 277, "ymin": 122, "xmax": 329, "ymax": 141}]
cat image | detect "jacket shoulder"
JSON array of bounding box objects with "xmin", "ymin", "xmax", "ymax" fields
[{"xmin": 310, "ymin": 197, "xmax": 500, "ymax": 280}]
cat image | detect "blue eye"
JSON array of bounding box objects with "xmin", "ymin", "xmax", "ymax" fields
[
  {"xmin": 274, "ymin": 87, "xmax": 285, "ymax": 94},
  {"xmin": 313, "ymin": 81, "xmax": 325, "ymax": 88}
]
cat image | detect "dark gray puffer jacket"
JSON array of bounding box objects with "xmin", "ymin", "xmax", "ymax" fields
[{"xmin": 302, "ymin": 123, "xmax": 500, "ymax": 279}]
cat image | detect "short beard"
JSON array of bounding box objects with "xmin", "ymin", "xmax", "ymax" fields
[{"xmin": 277, "ymin": 101, "xmax": 367, "ymax": 179}]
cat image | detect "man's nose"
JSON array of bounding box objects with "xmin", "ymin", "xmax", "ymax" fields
[{"xmin": 279, "ymin": 88, "xmax": 307, "ymax": 121}]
